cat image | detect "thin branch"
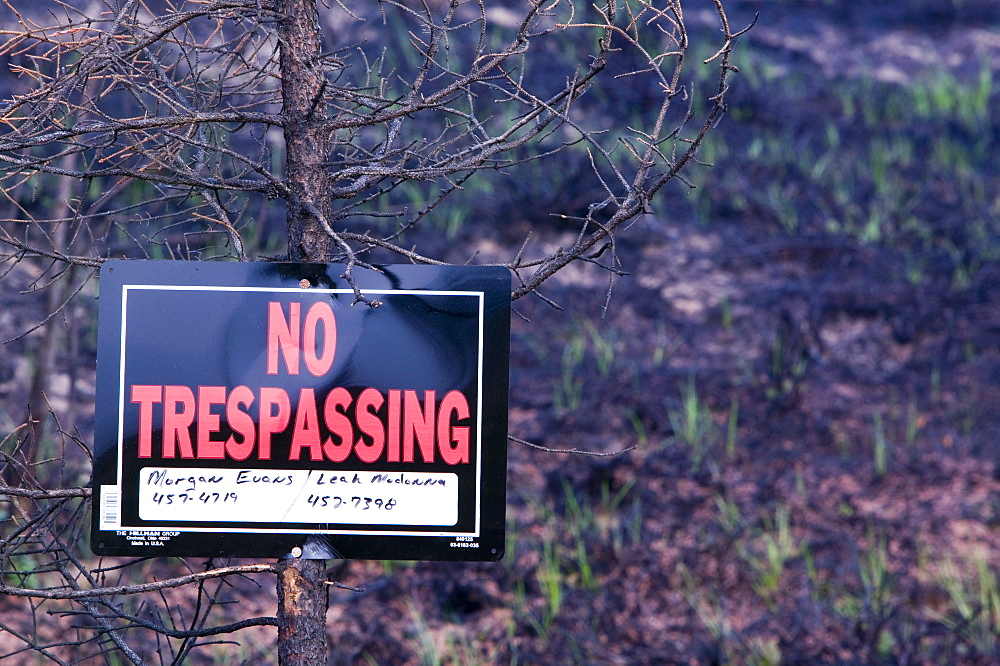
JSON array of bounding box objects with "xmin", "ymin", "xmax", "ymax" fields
[
  {"xmin": 508, "ymin": 434, "xmax": 638, "ymax": 457},
  {"xmin": 0, "ymin": 484, "xmax": 91, "ymax": 499},
  {"xmin": 0, "ymin": 563, "xmax": 279, "ymax": 600}
]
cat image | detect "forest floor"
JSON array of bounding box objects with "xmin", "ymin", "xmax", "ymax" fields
[
  {"xmin": 2, "ymin": 1, "xmax": 1000, "ymax": 664},
  {"xmin": 336, "ymin": 3, "xmax": 1000, "ymax": 662}
]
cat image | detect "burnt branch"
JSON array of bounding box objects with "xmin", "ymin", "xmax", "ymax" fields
[{"xmin": 0, "ymin": 563, "xmax": 279, "ymax": 600}]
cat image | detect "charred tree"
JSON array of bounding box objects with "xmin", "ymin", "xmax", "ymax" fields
[{"xmin": 0, "ymin": 0, "xmax": 750, "ymax": 662}]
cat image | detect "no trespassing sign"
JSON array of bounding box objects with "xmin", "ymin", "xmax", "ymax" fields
[{"xmin": 91, "ymin": 261, "xmax": 510, "ymax": 561}]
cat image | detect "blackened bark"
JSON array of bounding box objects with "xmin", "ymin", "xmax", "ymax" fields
[
  {"xmin": 276, "ymin": 0, "xmax": 332, "ymax": 263},
  {"xmin": 277, "ymin": 558, "xmax": 328, "ymax": 666},
  {"xmin": 274, "ymin": 2, "xmax": 330, "ymax": 662}
]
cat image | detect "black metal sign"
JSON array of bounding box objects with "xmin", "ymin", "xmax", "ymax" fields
[{"xmin": 91, "ymin": 261, "xmax": 510, "ymax": 560}]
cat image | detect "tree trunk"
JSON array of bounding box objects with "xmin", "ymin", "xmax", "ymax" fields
[
  {"xmin": 277, "ymin": 558, "xmax": 328, "ymax": 665},
  {"xmin": 25, "ymin": 160, "xmax": 79, "ymax": 455},
  {"xmin": 277, "ymin": 0, "xmax": 332, "ymax": 263},
  {"xmin": 275, "ymin": 2, "xmax": 330, "ymax": 663}
]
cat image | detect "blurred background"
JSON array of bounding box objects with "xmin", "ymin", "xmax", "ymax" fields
[{"xmin": 1, "ymin": 0, "xmax": 998, "ymax": 663}]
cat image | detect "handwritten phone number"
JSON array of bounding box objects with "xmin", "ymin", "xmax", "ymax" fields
[
  {"xmin": 152, "ymin": 491, "xmax": 238, "ymax": 505},
  {"xmin": 306, "ymin": 494, "xmax": 396, "ymax": 511}
]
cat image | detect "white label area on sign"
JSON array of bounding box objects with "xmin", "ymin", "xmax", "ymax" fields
[{"xmin": 138, "ymin": 468, "xmax": 458, "ymax": 526}]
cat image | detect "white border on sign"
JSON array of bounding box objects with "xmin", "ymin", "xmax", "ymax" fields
[{"xmin": 112, "ymin": 284, "xmax": 486, "ymax": 538}]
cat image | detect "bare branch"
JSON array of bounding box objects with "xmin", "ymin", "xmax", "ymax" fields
[
  {"xmin": 0, "ymin": 484, "xmax": 91, "ymax": 499},
  {"xmin": 0, "ymin": 563, "xmax": 279, "ymax": 600},
  {"xmin": 508, "ymin": 434, "xmax": 638, "ymax": 457}
]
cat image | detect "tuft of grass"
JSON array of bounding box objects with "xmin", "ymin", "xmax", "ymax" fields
[
  {"xmin": 651, "ymin": 321, "xmax": 684, "ymax": 367},
  {"xmin": 554, "ymin": 333, "xmax": 585, "ymax": 412},
  {"xmin": 552, "ymin": 319, "xmax": 619, "ymax": 412},
  {"xmin": 623, "ymin": 407, "xmax": 649, "ymax": 448},
  {"xmin": 930, "ymin": 553, "xmax": 1000, "ymax": 656},
  {"xmin": 859, "ymin": 530, "xmax": 894, "ymax": 627},
  {"xmin": 739, "ymin": 504, "xmax": 799, "ymax": 608},
  {"xmin": 560, "ymin": 480, "xmax": 597, "ymax": 591},
  {"xmin": 871, "ymin": 411, "xmax": 892, "ymax": 478},
  {"xmin": 668, "ymin": 377, "xmax": 717, "ymax": 472},
  {"xmin": 713, "ymin": 492, "xmax": 743, "ymax": 536},
  {"xmin": 599, "ymin": 477, "xmax": 640, "ymax": 552},
  {"xmin": 536, "ymin": 530, "xmax": 564, "ymax": 632},
  {"xmin": 746, "ymin": 637, "xmax": 782, "ymax": 666},
  {"xmin": 833, "ymin": 529, "xmax": 897, "ymax": 657}
]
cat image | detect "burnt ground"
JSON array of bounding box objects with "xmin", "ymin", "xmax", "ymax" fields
[
  {"xmin": 319, "ymin": 210, "xmax": 998, "ymax": 664},
  {"xmin": 2, "ymin": 1, "xmax": 1000, "ymax": 664}
]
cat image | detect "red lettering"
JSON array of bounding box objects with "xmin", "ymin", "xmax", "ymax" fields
[
  {"xmin": 163, "ymin": 385, "xmax": 195, "ymax": 459},
  {"xmin": 302, "ymin": 302, "xmax": 336, "ymax": 376},
  {"xmin": 127, "ymin": 383, "xmax": 465, "ymax": 465},
  {"xmin": 354, "ymin": 388, "xmax": 385, "ymax": 464},
  {"xmin": 386, "ymin": 389, "xmax": 401, "ymax": 462},
  {"xmin": 322, "ymin": 387, "xmax": 353, "ymax": 463},
  {"xmin": 258, "ymin": 387, "xmax": 290, "ymax": 460},
  {"xmin": 289, "ymin": 388, "xmax": 323, "ymax": 461},
  {"xmin": 438, "ymin": 390, "xmax": 471, "ymax": 464},
  {"xmin": 131, "ymin": 385, "xmax": 162, "ymax": 458},
  {"xmin": 225, "ymin": 385, "xmax": 256, "ymax": 461},
  {"xmin": 196, "ymin": 386, "xmax": 226, "ymax": 459},
  {"xmin": 403, "ymin": 390, "xmax": 436, "ymax": 463},
  {"xmin": 267, "ymin": 301, "xmax": 300, "ymax": 375},
  {"xmin": 267, "ymin": 301, "xmax": 337, "ymax": 377}
]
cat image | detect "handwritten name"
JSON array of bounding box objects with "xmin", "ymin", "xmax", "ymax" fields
[
  {"xmin": 370, "ymin": 472, "xmax": 446, "ymax": 487},
  {"xmin": 235, "ymin": 471, "xmax": 295, "ymax": 486},
  {"xmin": 146, "ymin": 469, "xmax": 224, "ymax": 493}
]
